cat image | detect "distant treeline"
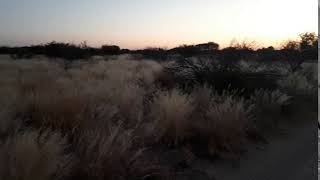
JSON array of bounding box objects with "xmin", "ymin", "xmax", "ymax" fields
[
  {"xmin": 0, "ymin": 41, "xmax": 130, "ymax": 60},
  {"xmin": 0, "ymin": 33, "xmax": 317, "ymax": 67}
]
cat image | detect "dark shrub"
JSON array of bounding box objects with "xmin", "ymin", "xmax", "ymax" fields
[
  {"xmin": 256, "ymin": 46, "xmax": 280, "ymax": 62},
  {"xmin": 195, "ymin": 42, "xmax": 219, "ymax": 51},
  {"xmin": 10, "ymin": 47, "xmax": 34, "ymax": 59},
  {"xmin": 44, "ymin": 42, "xmax": 89, "ymax": 60},
  {"xmin": 0, "ymin": 46, "xmax": 12, "ymax": 54},
  {"xmin": 163, "ymin": 59, "xmax": 281, "ymax": 96},
  {"xmin": 101, "ymin": 45, "xmax": 121, "ymax": 55},
  {"xmin": 134, "ymin": 48, "xmax": 168, "ymax": 60},
  {"xmin": 168, "ymin": 45, "xmax": 201, "ymax": 58},
  {"xmin": 121, "ymin": 49, "xmax": 130, "ymax": 54}
]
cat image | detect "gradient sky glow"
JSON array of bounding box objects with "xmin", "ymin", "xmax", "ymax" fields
[{"xmin": 0, "ymin": 0, "xmax": 317, "ymax": 49}]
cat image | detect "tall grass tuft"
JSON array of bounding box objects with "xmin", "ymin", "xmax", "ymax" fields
[
  {"xmin": 0, "ymin": 130, "xmax": 72, "ymax": 180},
  {"xmin": 249, "ymin": 89, "xmax": 291, "ymax": 130},
  {"xmin": 202, "ymin": 97, "xmax": 253, "ymax": 157},
  {"xmin": 73, "ymin": 126, "xmax": 162, "ymax": 180},
  {"xmin": 278, "ymin": 63, "xmax": 317, "ymax": 97},
  {"xmin": 150, "ymin": 89, "xmax": 194, "ymax": 145}
]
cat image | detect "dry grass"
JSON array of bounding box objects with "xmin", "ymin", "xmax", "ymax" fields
[
  {"xmin": 0, "ymin": 86, "xmax": 25, "ymax": 138},
  {"xmin": 0, "ymin": 57, "xmax": 159, "ymax": 132},
  {"xmin": 0, "ymin": 130, "xmax": 72, "ymax": 180},
  {"xmin": 9, "ymin": 58, "xmax": 159, "ymax": 133},
  {"xmin": 190, "ymin": 85, "xmax": 213, "ymax": 113},
  {"xmin": 0, "ymin": 57, "xmax": 167, "ymax": 179},
  {"xmin": 0, "ymin": 55, "xmax": 311, "ymax": 178},
  {"xmin": 73, "ymin": 126, "xmax": 164, "ymax": 180},
  {"xmin": 73, "ymin": 126, "xmax": 136, "ymax": 179},
  {"xmin": 250, "ymin": 89, "xmax": 291, "ymax": 114},
  {"xmin": 249, "ymin": 89, "xmax": 291, "ymax": 131},
  {"xmin": 202, "ymin": 97, "xmax": 253, "ymax": 156},
  {"xmin": 278, "ymin": 63, "xmax": 317, "ymax": 96},
  {"xmin": 150, "ymin": 89, "xmax": 194, "ymax": 145},
  {"xmin": 279, "ymin": 72, "xmax": 315, "ymax": 95}
]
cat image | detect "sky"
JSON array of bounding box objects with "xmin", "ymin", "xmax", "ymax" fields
[{"xmin": 0, "ymin": 0, "xmax": 318, "ymax": 49}]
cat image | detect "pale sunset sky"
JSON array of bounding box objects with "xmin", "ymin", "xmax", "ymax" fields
[{"xmin": 0, "ymin": 0, "xmax": 318, "ymax": 49}]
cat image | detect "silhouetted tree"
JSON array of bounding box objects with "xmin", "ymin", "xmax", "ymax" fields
[
  {"xmin": 299, "ymin": 32, "xmax": 318, "ymax": 50},
  {"xmin": 280, "ymin": 32, "xmax": 318, "ymax": 71},
  {"xmin": 299, "ymin": 32, "xmax": 318, "ymax": 60},
  {"xmin": 282, "ymin": 40, "xmax": 299, "ymax": 50},
  {"xmin": 43, "ymin": 42, "xmax": 89, "ymax": 60}
]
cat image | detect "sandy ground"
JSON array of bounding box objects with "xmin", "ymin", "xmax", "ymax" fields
[{"xmin": 191, "ymin": 119, "xmax": 317, "ymax": 180}]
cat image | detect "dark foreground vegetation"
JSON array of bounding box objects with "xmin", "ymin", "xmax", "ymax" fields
[{"xmin": 0, "ymin": 32, "xmax": 317, "ymax": 180}]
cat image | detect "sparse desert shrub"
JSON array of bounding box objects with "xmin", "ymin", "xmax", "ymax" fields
[
  {"xmin": 202, "ymin": 97, "xmax": 253, "ymax": 156},
  {"xmin": 249, "ymin": 89, "xmax": 291, "ymax": 130},
  {"xmin": 150, "ymin": 89, "xmax": 194, "ymax": 145},
  {"xmin": 0, "ymin": 130, "xmax": 72, "ymax": 180}
]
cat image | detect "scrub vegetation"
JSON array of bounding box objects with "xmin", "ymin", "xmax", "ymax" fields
[{"xmin": 0, "ymin": 32, "xmax": 317, "ymax": 180}]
